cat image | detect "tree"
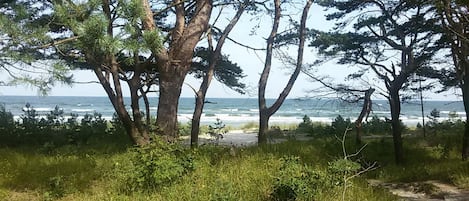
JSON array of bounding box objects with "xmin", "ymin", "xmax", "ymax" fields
[
  {"xmin": 187, "ymin": 0, "xmax": 248, "ymax": 147},
  {"xmin": 302, "ymin": 70, "xmax": 375, "ymax": 145},
  {"xmin": 6, "ymin": 0, "xmax": 214, "ymax": 145},
  {"xmin": 435, "ymin": 0, "xmax": 469, "ymax": 160},
  {"xmin": 258, "ymin": 0, "xmax": 313, "ymax": 144},
  {"xmin": 0, "ymin": 0, "xmax": 73, "ymax": 95},
  {"xmin": 4, "ymin": 0, "xmax": 172, "ymax": 146},
  {"xmin": 311, "ymin": 0, "xmax": 440, "ymax": 164},
  {"xmin": 140, "ymin": 0, "xmax": 212, "ymax": 140}
]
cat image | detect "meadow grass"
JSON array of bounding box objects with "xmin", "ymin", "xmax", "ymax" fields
[{"xmin": 0, "ymin": 128, "xmax": 468, "ymax": 200}]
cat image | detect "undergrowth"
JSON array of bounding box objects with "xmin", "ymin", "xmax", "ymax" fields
[{"xmin": 0, "ymin": 107, "xmax": 467, "ymax": 200}]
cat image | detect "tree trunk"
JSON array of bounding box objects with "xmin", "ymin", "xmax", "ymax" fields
[
  {"xmin": 462, "ymin": 75, "xmax": 469, "ymax": 160},
  {"xmin": 156, "ymin": 72, "xmax": 185, "ymax": 140},
  {"xmin": 191, "ymin": 92, "xmax": 204, "ymax": 147},
  {"xmin": 355, "ymin": 125, "xmax": 362, "ymax": 145},
  {"xmin": 389, "ymin": 88, "xmax": 404, "ymax": 164},
  {"xmin": 355, "ymin": 88, "xmax": 374, "ymax": 145},
  {"xmin": 258, "ymin": 111, "xmax": 270, "ymax": 144}
]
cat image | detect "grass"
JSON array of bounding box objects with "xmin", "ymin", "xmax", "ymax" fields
[{"xmin": 0, "ymin": 120, "xmax": 468, "ymax": 200}]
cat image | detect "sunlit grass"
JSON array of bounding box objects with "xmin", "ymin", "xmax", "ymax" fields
[{"xmin": 0, "ymin": 130, "xmax": 468, "ymax": 200}]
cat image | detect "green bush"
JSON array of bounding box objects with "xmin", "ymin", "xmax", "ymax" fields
[
  {"xmin": 362, "ymin": 116, "xmax": 392, "ymax": 135},
  {"xmin": 296, "ymin": 115, "xmax": 332, "ymax": 136},
  {"xmin": 120, "ymin": 138, "xmax": 195, "ymax": 192},
  {"xmin": 331, "ymin": 115, "xmax": 352, "ymax": 135},
  {"xmin": 270, "ymin": 156, "xmax": 335, "ymax": 201}
]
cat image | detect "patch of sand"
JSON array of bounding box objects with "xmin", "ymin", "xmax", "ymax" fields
[{"xmin": 368, "ymin": 179, "xmax": 469, "ymax": 201}]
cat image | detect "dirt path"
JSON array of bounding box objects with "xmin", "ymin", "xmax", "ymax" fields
[{"xmin": 368, "ymin": 180, "xmax": 469, "ymax": 201}]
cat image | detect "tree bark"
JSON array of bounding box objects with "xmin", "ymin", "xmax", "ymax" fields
[
  {"xmin": 258, "ymin": 112, "xmax": 270, "ymax": 144},
  {"xmin": 355, "ymin": 88, "xmax": 374, "ymax": 145},
  {"xmin": 389, "ymin": 87, "xmax": 404, "ymax": 164},
  {"xmin": 156, "ymin": 71, "xmax": 185, "ymax": 140},
  {"xmin": 462, "ymin": 73, "xmax": 469, "ymax": 160},
  {"xmin": 191, "ymin": 91, "xmax": 204, "ymax": 147}
]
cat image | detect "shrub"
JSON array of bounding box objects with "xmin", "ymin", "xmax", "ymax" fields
[
  {"xmin": 270, "ymin": 156, "xmax": 334, "ymax": 201},
  {"xmin": 296, "ymin": 115, "xmax": 333, "ymax": 136},
  {"xmin": 120, "ymin": 138, "xmax": 195, "ymax": 192},
  {"xmin": 362, "ymin": 115, "xmax": 392, "ymax": 135},
  {"xmin": 297, "ymin": 115, "xmax": 313, "ymax": 133},
  {"xmin": 331, "ymin": 115, "xmax": 352, "ymax": 135}
]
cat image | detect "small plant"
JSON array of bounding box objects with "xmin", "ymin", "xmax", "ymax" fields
[
  {"xmin": 43, "ymin": 175, "xmax": 67, "ymax": 200},
  {"xmin": 208, "ymin": 118, "xmax": 227, "ymax": 144},
  {"xmin": 297, "ymin": 115, "xmax": 313, "ymax": 133},
  {"xmin": 362, "ymin": 115, "xmax": 392, "ymax": 135}
]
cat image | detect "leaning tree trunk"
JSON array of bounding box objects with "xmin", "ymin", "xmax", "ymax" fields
[
  {"xmin": 389, "ymin": 88, "xmax": 404, "ymax": 164},
  {"xmin": 458, "ymin": 75, "xmax": 469, "ymax": 161},
  {"xmin": 190, "ymin": 2, "xmax": 247, "ymax": 147},
  {"xmin": 355, "ymin": 88, "xmax": 374, "ymax": 145},
  {"xmin": 93, "ymin": 64, "xmax": 150, "ymax": 146},
  {"xmin": 191, "ymin": 92, "xmax": 205, "ymax": 147}
]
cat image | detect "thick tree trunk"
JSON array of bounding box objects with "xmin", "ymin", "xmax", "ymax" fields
[
  {"xmin": 462, "ymin": 76, "xmax": 469, "ymax": 160},
  {"xmin": 389, "ymin": 88, "xmax": 404, "ymax": 164},
  {"xmin": 156, "ymin": 72, "xmax": 185, "ymax": 140}
]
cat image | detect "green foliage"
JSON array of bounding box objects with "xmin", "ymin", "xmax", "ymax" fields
[
  {"xmin": 331, "ymin": 115, "xmax": 352, "ymax": 135},
  {"xmin": 270, "ymin": 156, "xmax": 337, "ymax": 201},
  {"xmin": 362, "ymin": 116, "xmax": 392, "ymax": 135},
  {"xmin": 119, "ymin": 138, "xmax": 195, "ymax": 192},
  {"xmin": 0, "ymin": 104, "xmax": 14, "ymax": 133},
  {"xmin": 296, "ymin": 115, "xmax": 333, "ymax": 136},
  {"xmin": 0, "ymin": 103, "xmax": 130, "ymax": 148},
  {"xmin": 297, "ymin": 115, "xmax": 313, "ymax": 133},
  {"xmin": 0, "ymin": 1, "xmax": 73, "ymax": 95},
  {"xmin": 328, "ymin": 158, "xmax": 361, "ymax": 175},
  {"xmin": 191, "ymin": 47, "xmax": 247, "ymax": 94}
]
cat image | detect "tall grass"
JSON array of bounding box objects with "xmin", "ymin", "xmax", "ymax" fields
[{"xmin": 0, "ymin": 109, "xmax": 467, "ymax": 200}]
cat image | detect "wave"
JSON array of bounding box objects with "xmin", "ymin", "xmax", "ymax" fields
[
  {"xmin": 22, "ymin": 107, "xmax": 54, "ymax": 112},
  {"xmin": 71, "ymin": 109, "xmax": 95, "ymax": 113}
]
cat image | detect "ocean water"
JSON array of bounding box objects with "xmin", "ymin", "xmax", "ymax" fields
[{"xmin": 0, "ymin": 96, "xmax": 466, "ymax": 126}]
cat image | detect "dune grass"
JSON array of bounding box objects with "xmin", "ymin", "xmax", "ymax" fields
[{"xmin": 0, "ymin": 118, "xmax": 468, "ymax": 200}]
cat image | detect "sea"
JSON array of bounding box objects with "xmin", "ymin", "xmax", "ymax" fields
[{"xmin": 0, "ymin": 96, "xmax": 466, "ymax": 126}]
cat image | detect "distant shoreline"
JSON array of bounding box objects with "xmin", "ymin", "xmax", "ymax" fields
[{"xmin": 0, "ymin": 95, "xmax": 463, "ymax": 102}]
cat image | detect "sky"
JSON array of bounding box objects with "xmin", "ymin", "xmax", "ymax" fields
[{"xmin": 0, "ymin": 4, "xmax": 462, "ymax": 101}]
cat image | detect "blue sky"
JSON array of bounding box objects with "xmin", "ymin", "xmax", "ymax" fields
[{"xmin": 0, "ymin": 4, "xmax": 462, "ymax": 101}]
